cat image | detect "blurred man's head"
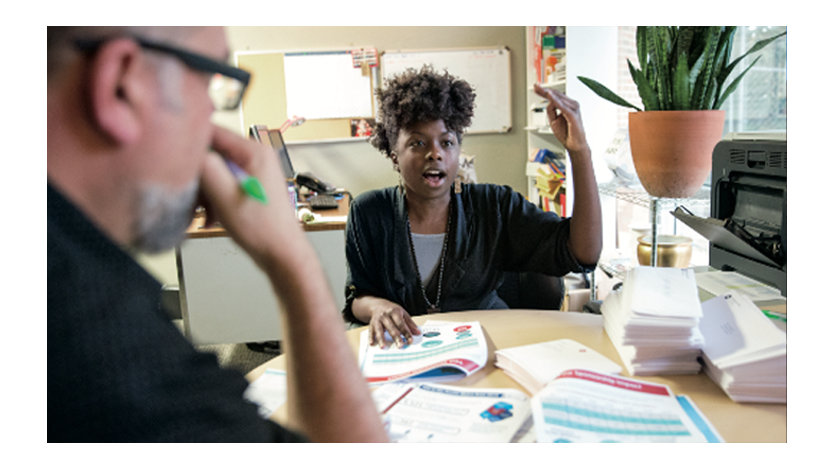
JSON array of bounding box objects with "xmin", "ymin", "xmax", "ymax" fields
[{"xmin": 47, "ymin": 27, "xmax": 233, "ymax": 252}]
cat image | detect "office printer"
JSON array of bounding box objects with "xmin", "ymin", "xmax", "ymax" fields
[{"xmin": 674, "ymin": 133, "xmax": 787, "ymax": 295}]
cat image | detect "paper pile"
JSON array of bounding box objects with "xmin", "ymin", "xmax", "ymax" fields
[
  {"xmin": 495, "ymin": 339, "xmax": 622, "ymax": 394},
  {"xmin": 699, "ymin": 293, "xmax": 786, "ymax": 403},
  {"xmin": 601, "ymin": 266, "xmax": 704, "ymax": 375}
]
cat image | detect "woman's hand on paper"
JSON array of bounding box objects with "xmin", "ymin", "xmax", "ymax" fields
[{"xmin": 363, "ymin": 297, "xmax": 422, "ymax": 349}]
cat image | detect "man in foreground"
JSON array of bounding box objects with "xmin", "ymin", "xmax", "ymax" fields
[{"xmin": 47, "ymin": 26, "xmax": 386, "ymax": 442}]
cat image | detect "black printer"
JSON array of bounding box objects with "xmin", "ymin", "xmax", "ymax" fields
[{"xmin": 674, "ymin": 134, "xmax": 786, "ymax": 295}]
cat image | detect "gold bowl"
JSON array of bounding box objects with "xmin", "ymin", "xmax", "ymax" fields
[{"xmin": 637, "ymin": 235, "xmax": 693, "ymax": 268}]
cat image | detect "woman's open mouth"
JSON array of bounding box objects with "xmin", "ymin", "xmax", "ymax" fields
[{"xmin": 422, "ymin": 169, "xmax": 447, "ymax": 187}]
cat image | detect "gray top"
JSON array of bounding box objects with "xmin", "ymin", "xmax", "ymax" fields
[{"xmin": 410, "ymin": 232, "xmax": 446, "ymax": 285}]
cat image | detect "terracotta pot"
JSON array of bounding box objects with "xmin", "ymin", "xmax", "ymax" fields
[{"xmin": 628, "ymin": 110, "xmax": 725, "ymax": 198}]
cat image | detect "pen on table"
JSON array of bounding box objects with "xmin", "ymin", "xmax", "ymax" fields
[
  {"xmin": 226, "ymin": 159, "xmax": 268, "ymax": 204},
  {"xmin": 762, "ymin": 309, "xmax": 787, "ymax": 323}
]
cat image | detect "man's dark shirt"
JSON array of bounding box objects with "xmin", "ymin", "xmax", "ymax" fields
[{"xmin": 47, "ymin": 184, "xmax": 305, "ymax": 442}]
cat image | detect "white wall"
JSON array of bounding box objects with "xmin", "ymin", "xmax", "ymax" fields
[{"xmin": 566, "ymin": 26, "xmax": 618, "ymax": 181}]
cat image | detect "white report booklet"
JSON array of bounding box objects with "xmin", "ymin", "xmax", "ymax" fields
[
  {"xmin": 495, "ymin": 339, "xmax": 622, "ymax": 394},
  {"xmin": 372, "ymin": 382, "xmax": 532, "ymax": 442},
  {"xmin": 358, "ymin": 320, "xmax": 488, "ymax": 384}
]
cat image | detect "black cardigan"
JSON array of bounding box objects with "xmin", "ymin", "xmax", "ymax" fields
[{"xmin": 343, "ymin": 183, "xmax": 594, "ymax": 323}]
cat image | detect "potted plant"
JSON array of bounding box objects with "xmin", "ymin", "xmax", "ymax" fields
[{"xmin": 579, "ymin": 26, "xmax": 786, "ymax": 198}]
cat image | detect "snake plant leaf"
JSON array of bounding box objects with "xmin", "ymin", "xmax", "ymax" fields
[
  {"xmin": 636, "ymin": 26, "xmax": 648, "ymax": 73},
  {"xmin": 713, "ymin": 56, "xmax": 761, "ymax": 110},
  {"xmin": 628, "ymin": 59, "xmax": 659, "ymax": 111},
  {"xmin": 672, "ymin": 52, "xmax": 692, "ymax": 110},
  {"xmin": 687, "ymin": 50, "xmax": 707, "ymax": 109},
  {"xmin": 641, "ymin": 27, "xmax": 660, "ymax": 95},
  {"xmin": 576, "ymin": 76, "xmax": 643, "ymax": 111},
  {"xmin": 711, "ymin": 27, "xmax": 738, "ymax": 102},
  {"xmin": 724, "ymin": 30, "xmax": 785, "ymax": 74},
  {"xmin": 716, "ymin": 30, "xmax": 786, "ymax": 100},
  {"xmin": 691, "ymin": 26, "xmax": 723, "ymax": 109},
  {"xmin": 649, "ymin": 27, "xmax": 673, "ymax": 109},
  {"xmin": 680, "ymin": 27, "xmax": 705, "ymax": 69}
]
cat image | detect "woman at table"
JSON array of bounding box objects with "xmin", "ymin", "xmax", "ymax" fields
[{"xmin": 343, "ymin": 66, "xmax": 602, "ymax": 348}]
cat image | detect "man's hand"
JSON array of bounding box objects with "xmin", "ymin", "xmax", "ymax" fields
[{"xmin": 199, "ymin": 125, "xmax": 306, "ymax": 274}]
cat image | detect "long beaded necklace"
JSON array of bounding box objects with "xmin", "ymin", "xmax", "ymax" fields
[{"xmin": 405, "ymin": 199, "xmax": 452, "ymax": 314}]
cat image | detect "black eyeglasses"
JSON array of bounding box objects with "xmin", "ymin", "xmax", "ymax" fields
[{"xmin": 75, "ymin": 35, "xmax": 251, "ymax": 111}]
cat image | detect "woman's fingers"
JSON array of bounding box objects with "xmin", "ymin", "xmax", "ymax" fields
[{"xmin": 370, "ymin": 308, "xmax": 421, "ymax": 349}]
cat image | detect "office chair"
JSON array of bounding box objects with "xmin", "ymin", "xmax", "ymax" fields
[{"xmin": 497, "ymin": 271, "xmax": 565, "ymax": 310}]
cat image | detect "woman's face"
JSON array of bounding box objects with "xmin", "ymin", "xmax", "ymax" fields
[{"xmin": 393, "ymin": 119, "xmax": 460, "ymax": 204}]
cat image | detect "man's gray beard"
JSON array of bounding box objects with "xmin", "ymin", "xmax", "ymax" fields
[{"xmin": 130, "ymin": 180, "xmax": 199, "ymax": 253}]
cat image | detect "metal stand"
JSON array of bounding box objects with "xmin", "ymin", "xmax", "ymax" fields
[{"xmin": 649, "ymin": 197, "xmax": 660, "ymax": 266}]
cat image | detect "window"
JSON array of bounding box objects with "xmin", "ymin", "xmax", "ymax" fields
[{"xmin": 721, "ymin": 26, "xmax": 787, "ymax": 133}]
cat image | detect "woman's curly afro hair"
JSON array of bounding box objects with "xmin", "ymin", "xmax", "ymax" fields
[{"xmin": 369, "ymin": 65, "xmax": 476, "ymax": 159}]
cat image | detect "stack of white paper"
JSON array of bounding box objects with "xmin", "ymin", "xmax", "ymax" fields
[
  {"xmin": 699, "ymin": 293, "xmax": 786, "ymax": 403},
  {"xmin": 495, "ymin": 339, "xmax": 622, "ymax": 394},
  {"xmin": 601, "ymin": 267, "xmax": 704, "ymax": 375}
]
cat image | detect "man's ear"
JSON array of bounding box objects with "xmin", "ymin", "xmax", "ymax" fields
[{"xmin": 87, "ymin": 38, "xmax": 145, "ymax": 145}]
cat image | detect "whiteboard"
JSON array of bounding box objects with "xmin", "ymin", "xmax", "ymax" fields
[
  {"xmin": 381, "ymin": 47, "xmax": 512, "ymax": 134},
  {"xmin": 284, "ymin": 51, "xmax": 374, "ymax": 120},
  {"xmin": 235, "ymin": 49, "xmax": 377, "ymax": 142}
]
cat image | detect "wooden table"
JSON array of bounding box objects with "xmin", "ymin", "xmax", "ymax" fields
[
  {"xmin": 247, "ymin": 308, "xmax": 787, "ymax": 443},
  {"xmin": 184, "ymin": 197, "xmax": 349, "ymax": 237}
]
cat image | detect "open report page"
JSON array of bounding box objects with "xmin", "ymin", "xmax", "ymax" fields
[
  {"xmin": 373, "ymin": 382, "xmax": 532, "ymax": 442},
  {"xmin": 358, "ymin": 321, "xmax": 487, "ymax": 384},
  {"xmin": 532, "ymin": 369, "xmax": 721, "ymax": 442}
]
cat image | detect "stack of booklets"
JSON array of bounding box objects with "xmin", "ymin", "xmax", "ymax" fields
[
  {"xmin": 601, "ymin": 267, "xmax": 704, "ymax": 375},
  {"xmin": 358, "ymin": 320, "xmax": 487, "ymax": 384},
  {"xmin": 699, "ymin": 292, "xmax": 786, "ymax": 403},
  {"xmin": 494, "ymin": 338, "xmax": 622, "ymax": 394}
]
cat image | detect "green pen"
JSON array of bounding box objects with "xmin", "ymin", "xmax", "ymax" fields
[
  {"xmin": 762, "ymin": 309, "xmax": 787, "ymax": 323},
  {"xmin": 226, "ymin": 160, "xmax": 268, "ymax": 204}
]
